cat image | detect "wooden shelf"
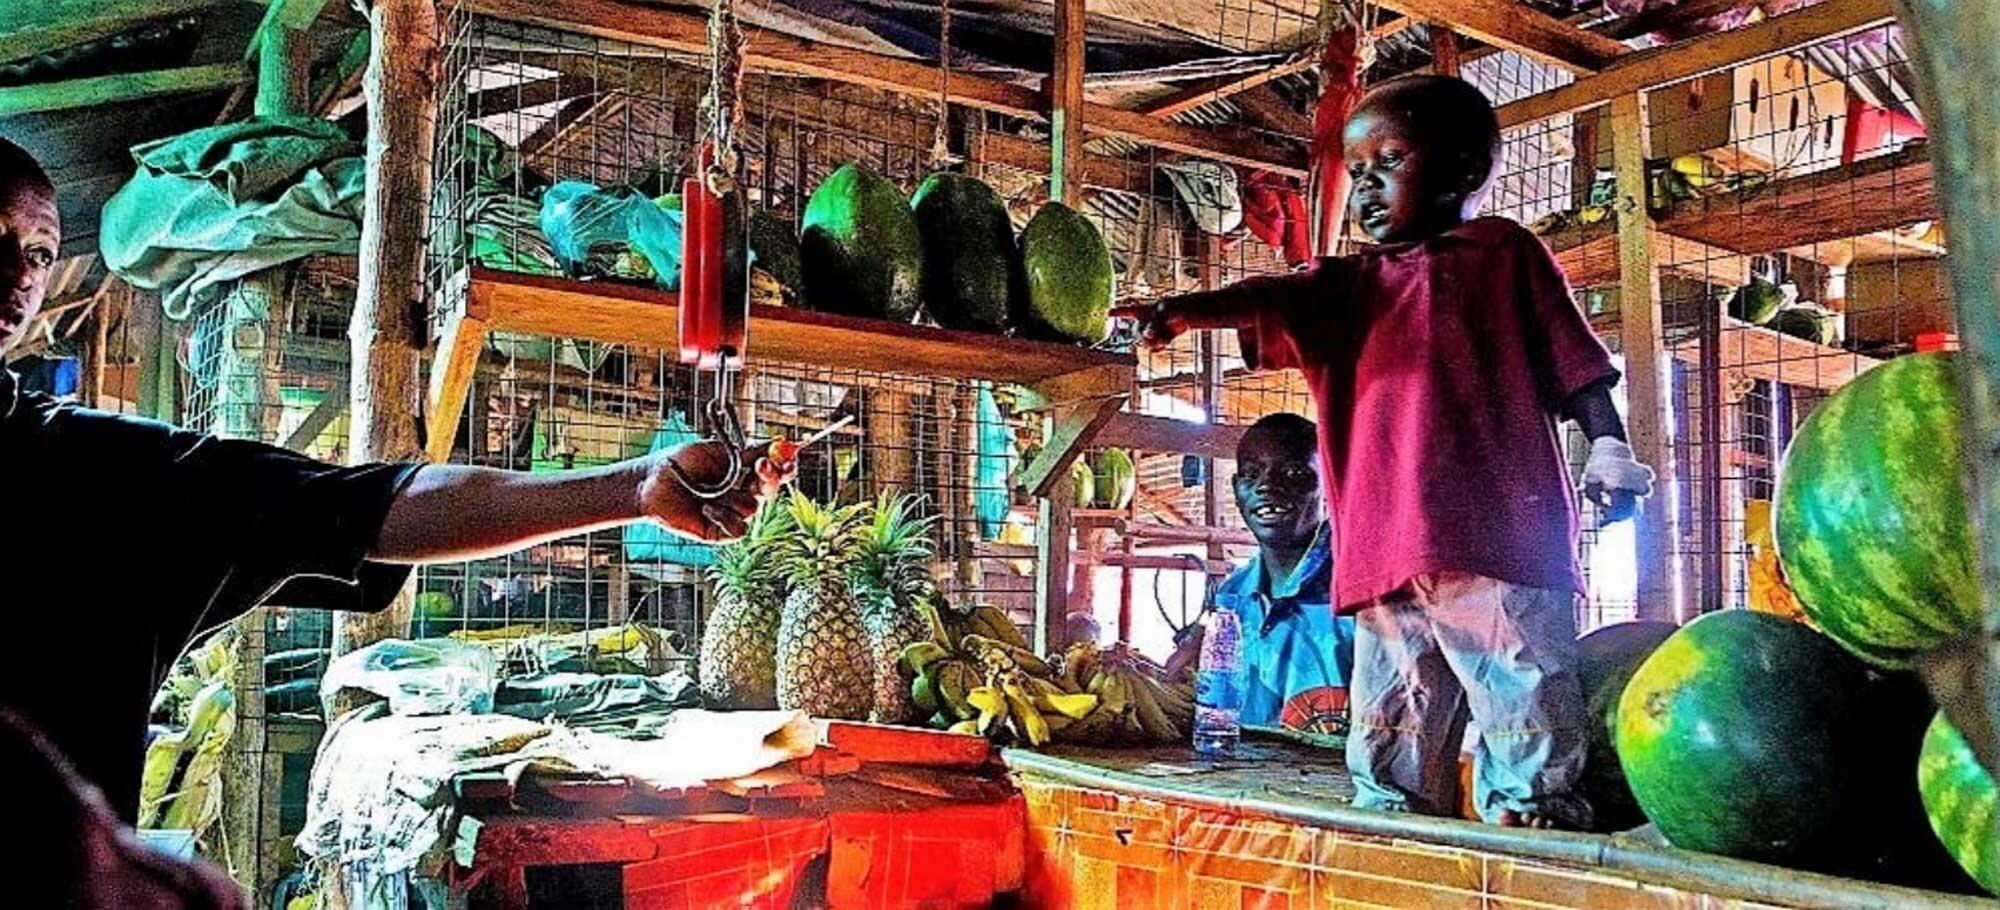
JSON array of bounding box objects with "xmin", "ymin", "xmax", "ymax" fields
[
  {"xmin": 1669, "ymin": 314, "xmax": 1882, "ymax": 391},
  {"xmin": 423, "ymin": 268, "xmax": 1136, "ymax": 461},
  {"xmin": 1546, "ymin": 226, "xmax": 1750, "ymax": 289},
  {"xmin": 1659, "ymin": 144, "xmax": 1937, "ymax": 258}
]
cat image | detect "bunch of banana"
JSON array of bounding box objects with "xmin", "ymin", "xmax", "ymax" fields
[
  {"xmin": 899, "ymin": 601, "xmax": 1099, "ymax": 746},
  {"xmin": 1050, "ymin": 644, "xmax": 1198, "ymax": 747}
]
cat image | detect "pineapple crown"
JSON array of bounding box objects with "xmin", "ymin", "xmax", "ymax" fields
[
  {"xmin": 850, "ymin": 489, "xmax": 938, "ymax": 599},
  {"xmin": 774, "ymin": 489, "xmax": 871, "ymax": 588},
  {"xmin": 707, "ymin": 499, "xmax": 794, "ymax": 593}
]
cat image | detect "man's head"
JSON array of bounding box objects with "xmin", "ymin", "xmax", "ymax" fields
[
  {"xmin": 1342, "ymin": 75, "xmax": 1500, "ymax": 244},
  {"xmin": 0, "ymin": 138, "xmax": 60, "ymax": 354},
  {"xmin": 1233, "ymin": 413, "xmax": 1323, "ymax": 552}
]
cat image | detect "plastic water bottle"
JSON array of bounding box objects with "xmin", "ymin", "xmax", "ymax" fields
[{"xmin": 1193, "ymin": 607, "xmax": 1246, "ymax": 756}]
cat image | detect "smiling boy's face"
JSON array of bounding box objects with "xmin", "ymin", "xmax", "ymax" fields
[{"xmin": 1233, "ymin": 427, "xmax": 1323, "ymax": 553}]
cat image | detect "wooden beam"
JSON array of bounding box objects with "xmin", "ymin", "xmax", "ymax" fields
[
  {"xmin": 1497, "ymin": 0, "xmax": 1896, "ymax": 128},
  {"xmin": 424, "ymin": 308, "xmax": 488, "ymax": 462},
  {"xmin": 980, "ymin": 132, "xmax": 1151, "ymax": 195},
  {"xmin": 1896, "ymin": 0, "xmax": 2000, "ymax": 774},
  {"xmin": 0, "ymin": 63, "xmax": 248, "ymax": 118},
  {"xmin": 1048, "ymin": 0, "xmax": 1086, "ymax": 205},
  {"xmin": 1093, "ymin": 412, "xmax": 1247, "ymax": 460},
  {"xmin": 1659, "ymin": 145, "xmax": 1936, "ymax": 257},
  {"xmin": 463, "ymin": 74, "xmax": 592, "ymax": 118},
  {"xmin": 1135, "ymin": 18, "xmax": 1418, "ymax": 120},
  {"xmin": 284, "ymin": 376, "xmax": 351, "ymax": 452},
  {"xmin": 1610, "ymin": 92, "xmax": 1684, "ymax": 624},
  {"xmin": 1374, "ymin": 0, "xmax": 1629, "ymax": 73},
  {"xmin": 0, "ymin": 0, "xmax": 222, "ymax": 65},
  {"xmin": 336, "ymin": 0, "xmax": 439, "ymax": 659},
  {"xmin": 1017, "ymin": 397, "xmax": 1127, "ymax": 499},
  {"xmin": 460, "ymin": 0, "xmax": 1305, "ymax": 175},
  {"xmin": 1229, "ymin": 86, "xmax": 1313, "ymax": 140},
  {"xmin": 1034, "ymin": 471, "xmax": 1076, "ymax": 655},
  {"xmin": 1429, "ymin": 25, "xmax": 1462, "ymax": 78},
  {"xmin": 1596, "ymin": 0, "xmax": 1748, "ymax": 41}
]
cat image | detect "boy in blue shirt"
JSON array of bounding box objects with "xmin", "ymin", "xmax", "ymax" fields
[{"xmin": 1173, "ymin": 414, "xmax": 1355, "ymax": 733}]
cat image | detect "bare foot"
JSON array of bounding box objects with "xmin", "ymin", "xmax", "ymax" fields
[{"xmin": 1497, "ymin": 809, "xmax": 1559, "ymax": 830}]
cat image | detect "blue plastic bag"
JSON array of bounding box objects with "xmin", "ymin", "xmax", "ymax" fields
[{"xmin": 539, "ymin": 181, "xmax": 656, "ymax": 282}]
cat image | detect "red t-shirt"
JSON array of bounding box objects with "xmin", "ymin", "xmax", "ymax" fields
[{"xmin": 1231, "ymin": 217, "xmax": 1616, "ymax": 611}]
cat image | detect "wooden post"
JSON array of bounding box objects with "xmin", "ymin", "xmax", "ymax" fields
[
  {"xmin": 335, "ymin": 0, "xmax": 440, "ymax": 659},
  {"xmin": 1035, "ymin": 470, "xmax": 1075, "ymax": 655},
  {"xmin": 1609, "ymin": 92, "xmax": 1684, "ymax": 623},
  {"xmin": 1430, "ymin": 26, "xmax": 1462, "ymax": 78},
  {"xmin": 1892, "ymin": 0, "xmax": 2000, "ymax": 772},
  {"xmin": 79, "ymin": 288, "xmax": 108, "ymax": 409},
  {"xmin": 1046, "ymin": 0, "xmax": 1086, "ymax": 205}
]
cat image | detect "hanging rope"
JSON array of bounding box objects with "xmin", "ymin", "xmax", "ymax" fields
[
  {"xmin": 931, "ymin": 0, "xmax": 957, "ymax": 167},
  {"xmin": 703, "ymin": 0, "xmax": 747, "ymax": 195}
]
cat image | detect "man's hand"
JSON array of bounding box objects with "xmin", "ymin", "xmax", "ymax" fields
[
  {"xmin": 1109, "ymin": 300, "xmax": 1188, "ymax": 349},
  {"xmin": 1581, "ymin": 437, "xmax": 1654, "ymax": 525},
  {"xmin": 638, "ymin": 440, "xmax": 794, "ymax": 542}
]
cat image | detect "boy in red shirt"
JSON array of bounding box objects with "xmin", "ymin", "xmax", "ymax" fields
[{"xmin": 1117, "ymin": 75, "xmax": 1655, "ymax": 829}]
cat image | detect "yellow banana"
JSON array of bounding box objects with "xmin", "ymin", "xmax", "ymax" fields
[
  {"xmin": 971, "ymin": 604, "xmax": 1031, "ymax": 650},
  {"xmin": 1053, "ymin": 705, "xmax": 1122, "ymax": 744},
  {"xmin": 1043, "ymin": 713, "xmax": 1076, "ymax": 734},
  {"xmin": 1000, "ymin": 674, "xmax": 1051, "ymax": 747},
  {"xmin": 948, "ymin": 720, "xmax": 982, "ymax": 736},
  {"xmin": 1128, "ymin": 672, "xmax": 1181, "ymax": 743},
  {"xmin": 898, "ymin": 641, "xmax": 950, "ymax": 678},
  {"xmin": 964, "ymin": 635, "xmax": 1052, "ymax": 677},
  {"xmin": 1037, "ymin": 692, "xmax": 1101, "ymax": 721},
  {"xmin": 969, "ymin": 686, "xmax": 1008, "ymax": 735},
  {"xmin": 935, "ymin": 660, "xmax": 979, "ymax": 721},
  {"xmin": 1095, "ymin": 671, "xmax": 1132, "ymax": 716}
]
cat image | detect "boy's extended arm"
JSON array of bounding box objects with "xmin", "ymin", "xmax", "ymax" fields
[
  {"xmin": 370, "ymin": 441, "xmax": 788, "ymax": 564},
  {"xmin": 1113, "ymin": 270, "xmax": 1321, "ymax": 346}
]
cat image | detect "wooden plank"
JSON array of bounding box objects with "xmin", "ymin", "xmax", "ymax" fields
[
  {"xmin": 1429, "ymin": 26, "xmax": 1462, "ymax": 78},
  {"xmin": 1048, "ymin": 0, "xmax": 1086, "ymax": 205},
  {"xmin": 0, "ymin": 0, "xmax": 223, "ymax": 65},
  {"xmin": 820, "ymin": 720, "xmax": 993, "ymax": 768},
  {"xmin": 1016, "ymin": 397, "xmax": 1127, "ymax": 499},
  {"xmin": 460, "ymin": 0, "xmax": 1305, "ymax": 175},
  {"xmin": 1093, "ymin": 412, "xmax": 1247, "ymax": 460},
  {"xmin": 1134, "ymin": 19, "xmax": 1416, "ymax": 120},
  {"xmin": 283, "ymin": 376, "xmax": 351, "ymax": 451},
  {"xmin": 1667, "ymin": 314, "xmax": 1880, "ymax": 392},
  {"xmin": 1658, "ymin": 146, "xmax": 1937, "ymax": 257},
  {"xmin": 1548, "ymin": 228, "xmax": 1751, "ymax": 289},
  {"xmin": 0, "ymin": 63, "xmax": 249, "ymax": 117},
  {"xmin": 467, "ymin": 269, "xmax": 1135, "ymax": 390},
  {"xmin": 1034, "ymin": 472, "xmax": 1075, "ymax": 656},
  {"xmin": 1229, "ymin": 85, "xmax": 1314, "ymax": 139},
  {"xmin": 424, "ymin": 306, "xmax": 489, "ymax": 462},
  {"xmin": 1497, "ymin": 0, "xmax": 1896, "ymax": 128},
  {"xmin": 1597, "ymin": 0, "xmax": 1748, "ymax": 41},
  {"xmin": 1611, "ymin": 92, "xmax": 1684, "ymax": 625},
  {"xmin": 1375, "ymin": 0, "xmax": 1629, "ymax": 74}
]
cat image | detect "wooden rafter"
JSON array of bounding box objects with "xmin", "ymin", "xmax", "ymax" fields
[
  {"xmin": 1048, "ymin": 0, "xmax": 1087, "ymax": 204},
  {"xmin": 1376, "ymin": 0, "xmax": 1629, "ymax": 73},
  {"xmin": 1136, "ymin": 18, "xmax": 1417, "ymax": 120},
  {"xmin": 461, "ymin": 0, "xmax": 1306, "ymax": 175},
  {"xmin": 1497, "ymin": 0, "xmax": 1896, "ymax": 128},
  {"xmin": 1229, "ymin": 85, "xmax": 1313, "ymax": 139},
  {"xmin": 1596, "ymin": 0, "xmax": 1750, "ymax": 41},
  {"xmin": 1, "ymin": 0, "xmax": 221, "ymax": 65},
  {"xmin": 0, "ymin": 63, "xmax": 249, "ymax": 117}
]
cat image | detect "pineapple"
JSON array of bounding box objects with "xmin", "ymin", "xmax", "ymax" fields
[
  {"xmin": 850, "ymin": 491, "xmax": 939, "ymax": 724},
  {"xmin": 773, "ymin": 491, "xmax": 875, "ymax": 719},
  {"xmin": 697, "ymin": 502, "xmax": 793, "ymax": 709}
]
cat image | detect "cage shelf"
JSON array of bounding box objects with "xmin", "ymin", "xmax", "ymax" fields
[
  {"xmin": 1658, "ymin": 144, "xmax": 1937, "ymax": 259},
  {"xmin": 1669, "ymin": 314, "xmax": 1881, "ymax": 392},
  {"xmin": 424, "ymin": 268, "xmax": 1136, "ymax": 460}
]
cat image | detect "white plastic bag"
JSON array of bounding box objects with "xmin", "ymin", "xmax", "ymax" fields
[{"xmin": 319, "ymin": 639, "xmax": 498, "ymax": 717}]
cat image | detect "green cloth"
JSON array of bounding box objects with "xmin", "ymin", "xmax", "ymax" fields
[{"xmin": 99, "ymin": 117, "xmax": 367, "ymax": 320}]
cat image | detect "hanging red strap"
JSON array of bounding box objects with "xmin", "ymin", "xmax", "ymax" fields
[{"xmin": 1309, "ymin": 23, "xmax": 1363, "ymax": 257}]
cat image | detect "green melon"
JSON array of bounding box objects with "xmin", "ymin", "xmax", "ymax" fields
[
  {"xmin": 1070, "ymin": 458, "xmax": 1096, "ymax": 509},
  {"xmin": 800, "ymin": 163, "xmax": 924, "ymax": 321},
  {"xmin": 1092, "ymin": 448, "xmax": 1136, "ymax": 511},
  {"xmin": 1725, "ymin": 276, "xmax": 1788, "ymax": 325},
  {"xmin": 1920, "ymin": 712, "xmax": 2000, "ymax": 895},
  {"xmin": 1615, "ymin": 610, "xmax": 1872, "ymax": 867},
  {"xmin": 910, "ymin": 172, "xmax": 1017, "ymax": 332},
  {"xmin": 1018, "ymin": 202, "xmax": 1114, "ymax": 344},
  {"xmin": 1767, "ymin": 305, "xmax": 1838, "ymax": 345},
  {"xmin": 1575, "ymin": 620, "xmax": 1677, "ymax": 833},
  {"xmin": 1774, "ymin": 352, "xmax": 1978, "ymax": 669}
]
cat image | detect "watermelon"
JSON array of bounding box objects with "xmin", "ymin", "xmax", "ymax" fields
[
  {"xmin": 910, "ymin": 172, "xmax": 1018, "ymax": 332},
  {"xmin": 1615, "ymin": 610, "xmax": 1874, "ymax": 867},
  {"xmin": 1767, "ymin": 305, "xmax": 1838, "ymax": 345},
  {"xmin": 1018, "ymin": 202, "xmax": 1114, "ymax": 344},
  {"xmin": 1775, "ymin": 352, "xmax": 1978, "ymax": 669},
  {"xmin": 800, "ymin": 163, "xmax": 924, "ymax": 321},
  {"xmin": 1852, "ymin": 674, "xmax": 1991, "ymax": 892},
  {"xmin": 1724, "ymin": 276, "xmax": 1790, "ymax": 325},
  {"xmin": 1920, "ymin": 712, "xmax": 2000, "ymax": 894},
  {"xmin": 1092, "ymin": 448, "xmax": 1136, "ymax": 510},
  {"xmin": 415, "ymin": 591, "xmax": 456, "ymax": 620},
  {"xmin": 1575, "ymin": 620, "xmax": 1677, "ymax": 833}
]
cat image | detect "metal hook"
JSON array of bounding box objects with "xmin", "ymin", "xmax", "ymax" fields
[{"xmin": 665, "ymin": 357, "xmax": 748, "ymax": 499}]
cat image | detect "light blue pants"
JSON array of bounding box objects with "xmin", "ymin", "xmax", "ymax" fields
[{"xmin": 1345, "ymin": 572, "xmax": 1593, "ymax": 828}]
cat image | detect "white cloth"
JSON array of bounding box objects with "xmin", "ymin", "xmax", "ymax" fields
[{"xmin": 1581, "ymin": 437, "xmax": 1655, "ymax": 499}]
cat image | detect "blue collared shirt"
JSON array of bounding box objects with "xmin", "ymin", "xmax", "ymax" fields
[{"xmin": 1212, "ymin": 525, "xmax": 1355, "ymax": 732}]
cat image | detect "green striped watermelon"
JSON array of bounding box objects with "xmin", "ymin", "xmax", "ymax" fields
[
  {"xmin": 1774, "ymin": 352, "xmax": 1979, "ymax": 669},
  {"xmin": 1920, "ymin": 712, "xmax": 1999, "ymax": 894},
  {"xmin": 1576, "ymin": 620, "xmax": 1677, "ymax": 833},
  {"xmin": 1615, "ymin": 610, "xmax": 1873, "ymax": 867}
]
